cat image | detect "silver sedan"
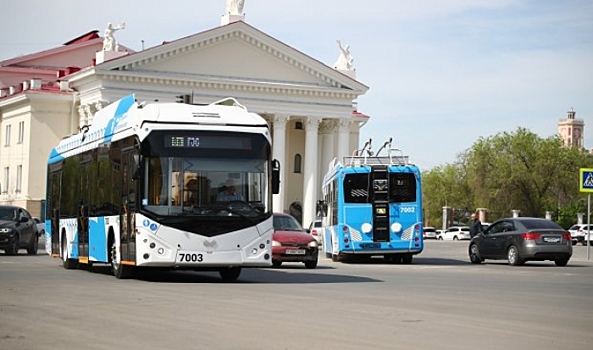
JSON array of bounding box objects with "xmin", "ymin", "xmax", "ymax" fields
[{"xmin": 468, "ymin": 217, "xmax": 572, "ymax": 266}]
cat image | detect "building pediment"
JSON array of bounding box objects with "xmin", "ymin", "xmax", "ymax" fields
[{"xmin": 96, "ymin": 21, "xmax": 368, "ymax": 95}]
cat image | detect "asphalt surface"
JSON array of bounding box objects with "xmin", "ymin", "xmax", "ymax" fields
[{"xmin": 1, "ymin": 238, "xmax": 592, "ymax": 350}]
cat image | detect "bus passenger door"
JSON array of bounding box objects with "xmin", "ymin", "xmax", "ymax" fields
[
  {"xmin": 77, "ymin": 161, "xmax": 91, "ymax": 263},
  {"xmin": 49, "ymin": 171, "xmax": 61, "ymax": 257},
  {"xmin": 120, "ymin": 149, "xmax": 138, "ymax": 263}
]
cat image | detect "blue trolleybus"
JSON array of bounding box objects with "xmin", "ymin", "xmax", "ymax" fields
[
  {"xmin": 318, "ymin": 139, "xmax": 423, "ymax": 263},
  {"xmin": 46, "ymin": 95, "xmax": 280, "ymax": 280}
]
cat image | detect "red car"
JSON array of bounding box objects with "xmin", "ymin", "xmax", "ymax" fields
[{"xmin": 272, "ymin": 213, "xmax": 318, "ymax": 268}]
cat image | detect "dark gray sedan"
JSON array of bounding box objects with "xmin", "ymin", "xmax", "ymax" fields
[{"xmin": 468, "ymin": 217, "xmax": 572, "ymax": 266}]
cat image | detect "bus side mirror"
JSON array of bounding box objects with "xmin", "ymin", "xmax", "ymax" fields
[
  {"xmin": 272, "ymin": 159, "xmax": 280, "ymax": 194},
  {"xmin": 316, "ymin": 200, "xmax": 328, "ymax": 217}
]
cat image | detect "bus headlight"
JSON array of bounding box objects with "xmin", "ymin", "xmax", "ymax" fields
[
  {"xmin": 391, "ymin": 222, "xmax": 402, "ymax": 233},
  {"xmin": 361, "ymin": 223, "xmax": 372, "ymax": 233}
]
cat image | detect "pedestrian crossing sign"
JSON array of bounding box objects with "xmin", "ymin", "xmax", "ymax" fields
[{"xmin": 580, "ymin": 168, "xmax": 593, "ymax": 193}]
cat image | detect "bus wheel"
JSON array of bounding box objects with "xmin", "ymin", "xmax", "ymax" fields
[
  {"xmin": 61, "ymin": 234, "xmax": 78, "ymax": 269},
  {"xmin": 110, "ymin": 241, "xmax": 131, "ymax": 279},
  {"xmin": 219, "ymin": 267, "xmax": 241, "ymax": 281},
  {"xmin": 331, "ymin": 254, "xmax": 340, "ymax": 262},
  {"xmin": 384, "ymin": 254, "xmax": 402, "ymax": 264},
  {"xmin": 402, "ymin": 254, "xmax": 413, "ymax": 264}
]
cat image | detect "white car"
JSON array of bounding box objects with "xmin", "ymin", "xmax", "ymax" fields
[
  {"xmin": 33, "ymin": 217, "xmax": 45, "ymax": 237},
  {"xmin": 307, "ymin": 219, "xmax": 323, "ymax": 244},
  {"xmin": 423, "ymin": 226, "xmax": 438, "ymax": 239},
  {"xmin": 438, "ymin": 226, "xmax": 471, "ymax": 241},
  {"xmin": 568, "ymin": 224, "xmax": 592, "ymax": 246}
]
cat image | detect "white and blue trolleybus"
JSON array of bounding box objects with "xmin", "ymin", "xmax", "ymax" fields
[
  {"xmin": 318, "ymin": 138, "xmax": 423, "ymax": 263},
  {"xmin": 46, "ymin": 94, "xmax": 280, "ymax": 280}
]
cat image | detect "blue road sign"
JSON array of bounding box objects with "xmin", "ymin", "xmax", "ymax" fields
[{"xmin": 580, "ymin": 168, "xmax": 593, "ymax": 193}]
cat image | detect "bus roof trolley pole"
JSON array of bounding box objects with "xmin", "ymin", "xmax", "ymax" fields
[{"xmin": 344, "ymin": 138, "xmax": 411, "ymax": 167}]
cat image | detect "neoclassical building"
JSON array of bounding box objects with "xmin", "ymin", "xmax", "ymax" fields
[{"xmin": 0, "ymin": 6, "xmax": 369, "ymax": 228}]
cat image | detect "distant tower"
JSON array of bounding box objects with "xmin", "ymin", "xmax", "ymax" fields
[{"xmin": 558, "ymin": 108, "xmax": 585, "ymax": 149}]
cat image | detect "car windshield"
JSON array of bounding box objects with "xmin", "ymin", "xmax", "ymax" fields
[
  {"xmin": 273, "ymin": 215, "xmax": 303, "ymax": 231},
  {"xmin": 0, "ymin": 208, "xmax": 16, "ymax": 221}
]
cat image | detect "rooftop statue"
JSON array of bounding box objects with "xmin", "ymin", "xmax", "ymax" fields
[
  {"xmin": 333, "ymin": 39, "xmax": 354, "ymax": 71},
  {"xmin": 102, "ymin": 22, "xmax": 126, "ymax": 52},
  {"xmin": 226, "ymin": 0, "xmax": 245, "ymax": 15}
]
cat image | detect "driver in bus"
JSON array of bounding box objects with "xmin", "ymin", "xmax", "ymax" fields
[{"xmin": 217, "ymin": 178, "xmax": 244, "ymax": 201}]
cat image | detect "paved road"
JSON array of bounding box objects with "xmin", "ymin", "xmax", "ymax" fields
[{"xmin": 1, "ymin": 240, "xmax": 592, "ymax": 350}]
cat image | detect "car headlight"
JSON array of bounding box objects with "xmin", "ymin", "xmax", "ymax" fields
[
  {"xmin": 272, "ymin": 240, "xmax": 281, "ymax": 247},
  {"xmin": 0, "ymin": 228, "xmax": 12, "ymax": 233},
  {"xmin": 308, "ymin": 241, "xmax": 318, "ymax": 248}
]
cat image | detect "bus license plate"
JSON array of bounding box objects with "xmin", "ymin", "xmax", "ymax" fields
[
  {"xmin": 176, "ymin": 251, "xmax": 204, "ymax": 263},
  {"xmin": 286, "ymin": 249, "xmax": 306, "ymax": 255}
]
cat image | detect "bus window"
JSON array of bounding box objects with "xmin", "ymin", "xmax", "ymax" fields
[
  {"xmin": 343, "ymin": 173, "xmax": 370, "ymax": 203},
  {"xmin": 389, "ymin": 173, "xmax": 416, "ymax": 203}
]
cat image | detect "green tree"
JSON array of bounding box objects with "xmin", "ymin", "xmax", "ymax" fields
[
  {"xmin": 422, "ymin": 162, "xmax": 470, "ymax": 228},
  {"xmin": 422, "ymin": 127, "xmax": 592, "ymax": 227}
]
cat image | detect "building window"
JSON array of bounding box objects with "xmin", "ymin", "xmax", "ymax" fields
[
  {"xmin": 294, "ymin": 154, "xmax": 302, "ymax": 173},
  {"xmin": 4, "ymin": 124, "xmax": 11, "ymax": 147},
  {"xmin": 16, "ymin": 165, "xmax": 22, "ymax": 193},
  {"xmin": 2, "ymin": 167, "xmax": 8, "ymax": 194},
  {"xmin": 17, "ymin": 121, "xmax": 24, "ymax": 144}
]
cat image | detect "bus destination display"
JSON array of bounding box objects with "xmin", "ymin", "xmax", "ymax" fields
[{"xmin": 165, "ymin": 135, "xmax": 252, "ymax": 150}]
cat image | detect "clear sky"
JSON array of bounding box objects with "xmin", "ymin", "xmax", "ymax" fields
[{"xmin": 1, "ymin": 0, "xmax": 591, "ymax": 170}]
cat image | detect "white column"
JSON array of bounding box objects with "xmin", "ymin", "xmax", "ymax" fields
[
  {"xmin": 303, "ymin": 117, "xmax": 320, "ymax": 229},
  {"xmin": 319, "ymin": 120, "xmax": 335, "ymax": 191},
  {"xmin": 337, "ymin": 119, "xmax": 352, "ymax": 161},
  {"xmin": 272, "ymin": 115, "xmax": 288, "ymax": 213}
]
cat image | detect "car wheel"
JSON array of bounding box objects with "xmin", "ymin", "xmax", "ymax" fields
[
  {"xmin": 437, "ymin": 236, "xmax": 443, "ymax": 240},
  {"xmin": 554, "ymin": 258, "xmax": 569, "ymax": 267},
  {"xmin": 507, "ymin": 245, "xmax": 523, "ymax": 266},
  {"xmin": 61, "ymin": 235, "xmax": 78, "ymax": 269},
  {"xmin": 219, "ymin": 267, "xmax": 241, "ymax": 281},
  {"xmin": 469, "ymin": 244, "xmax": 482, "ymax": 264},
  {"xmin": 304, "ymin": 259, "xmax": 318, "ymax": 269},
  {"xmin": 272, "ymin": 260, "xmax": 282, "ymax": 267},
  {"xmin": 453, "ymin": 236, "xmax": 458, "ymax": 241},
  {"xmin": 5, "ymin": 235, "xmax": 19, "ymax": 255},
  {"xmin": 27, "ymin": 234, "xmax": 39, "ymax": 255}
]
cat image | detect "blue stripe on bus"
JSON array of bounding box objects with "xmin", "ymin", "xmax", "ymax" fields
[
  {"xmin": 103, "ymin": 94, "xmax": 135, "ymax": 143},
  {"xmin": 89, "ymin": 217, "xmax": 108, "ymax": 262}
]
